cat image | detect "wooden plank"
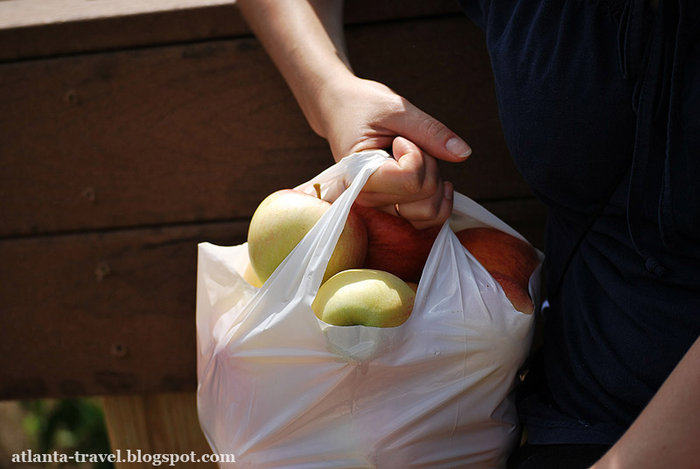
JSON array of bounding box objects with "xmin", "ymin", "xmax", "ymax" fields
[
  {"xmin": 101, "ymin": 392, "xmax": 216, "ymax": 468},
  {"xmin": 0, "ymin": 37, "xmax": 328, "ymax": 237},
  {"xmin": 0, "ymin": 221, "xmax": 247, "ymax": 401},
  {"xmin": 0, "ymin": 0, "xmax": 460, "ymax": 30},
  {"xmin": 0, "ymin": 0, "xmax": 235, "ymax": 29},
  {"xmin": 0, "ymin": 2, "xmax": 244, "ymax": 63},
  {"xmin": 344, "ymin": 0, "xmax": 461, "ymax": 25},
  {"xmin": 0, "ymin": 16, "xmax": 528, "ymax": 238},
  {"xmin": 0, "ymin": 199, "xmax": 545, "ymax": 401},
  {"xmin": 0, "ymin": 0, "xmax": 462, "ymax": 61}
]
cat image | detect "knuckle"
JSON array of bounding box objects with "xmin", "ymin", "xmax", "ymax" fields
[
  {"xmin": 419, "ymin": 117, "xmax": 448, "ymax": 139},
  {"xmin": 421, "ymin": 205, "xmax": 441, "ymax": 221},
  {"xmin": 401, "ymin": 172, "xmax": 424, "ymax": 194},
  {"xmin": 384, "ymin": 95, "xmax": 407, "ymax": 117},
  {"xmin": 416, "ymin": 199, "xmax": 442, "ymax": 221}
]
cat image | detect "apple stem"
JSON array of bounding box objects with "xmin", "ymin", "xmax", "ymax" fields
[{"xmin": 314, "ymin": 183, "xmax": 322, "ymax": 200}]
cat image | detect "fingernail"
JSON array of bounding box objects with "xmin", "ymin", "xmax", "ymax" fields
[
  {"xmin": 445, "ymin": 137, "xmax": 472, "ymax": 158},
  {"xmin": 444, "ymin": 181, "xmax": 454, "ymax": 200}
]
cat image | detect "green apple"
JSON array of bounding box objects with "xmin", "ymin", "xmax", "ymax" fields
[
  {"xmin": 247, "ymin": 187, "xmax": 367, "ymax": 283},
  {"xmin": 312, "ymin": 269, "xmax": 416, "ymax": 327}
]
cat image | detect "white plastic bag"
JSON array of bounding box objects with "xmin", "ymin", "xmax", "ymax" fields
[{"xmin": 196, "ymin": 151, "xmax": 542, "ymax": 468}]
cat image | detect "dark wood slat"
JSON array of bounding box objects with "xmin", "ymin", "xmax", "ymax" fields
[
  {"xmin": 0, "ymin": 16, "xmax": 528, "ymax": 238},
  {"xmin": 0, "ymin": 199, "xmax": 545, "ymax": 400},
  {"xmin": 0, "ymin": 37, "xmax": 328, "ymax": 237},
  {"xmin": 0, "ymin": 2, "xmax": 243, "ymax": 63},
  {"xmin": 344, "ymin": 0, "xmax": 461, "ymax": 25},
  {"xmin": 0, "ymin": 221, "xmax": 247, "ymax": 401},
  {"xmin": 0, "ymin": 0, "xmax": 462, "ymax": 62}
]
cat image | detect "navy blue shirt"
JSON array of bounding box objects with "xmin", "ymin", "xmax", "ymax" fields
[{"xmin": 459, "ymin": 0, "xmax": 700, "ymax": 444}]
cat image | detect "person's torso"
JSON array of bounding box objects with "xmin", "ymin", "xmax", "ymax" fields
[{"xmin": 459, "ymin": 0, "xmax": 700, "ymax": 444}]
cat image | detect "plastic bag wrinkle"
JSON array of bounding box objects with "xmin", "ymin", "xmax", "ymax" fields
[{"xmin": 196, "ymin": 151, "xmax": 542, "ymax": 468}]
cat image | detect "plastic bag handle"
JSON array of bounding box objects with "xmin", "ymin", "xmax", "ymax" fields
[{"xmin": 214, "ymin": 151, "xmax": 388, "ymax": 352}]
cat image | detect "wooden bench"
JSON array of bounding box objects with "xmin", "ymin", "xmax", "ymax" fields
[{"xmin": 0, "ymin": 1, "xmax": 546, "ymax": 466}]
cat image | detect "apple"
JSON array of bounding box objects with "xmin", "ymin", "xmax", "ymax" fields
[
  {"xmin": 312, "ymin": 269, "xmax": 416, "ymax": 327},
  {"xmin": 456, "ymin": 227, "xmax": 539, "ymax": 314},
  {"xmin": 247, "ymin": 187, "xmax": 368, "ymax": 283},
  {"xmin": 241, "ymin": 260, "xmax": 263, "ymax": 288},
  {"xmin": 351, "ymin": 204, "xmax": 441, "ymax": 283},
  {"xmin": 489, "ymin": 272, "xmax": 535, "ymax": 316}
]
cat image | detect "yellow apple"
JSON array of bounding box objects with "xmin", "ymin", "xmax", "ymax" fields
[
  {"xmin": 312, "ymin": 269, "xmax": 415, "ymax": 327},
  {"xmin": 247, "ymin": 188, "xmax": 367, "ymax": 283},
  {"xmin": 241, "ymin": 260, "xmax": 263, "ymax": 288}
]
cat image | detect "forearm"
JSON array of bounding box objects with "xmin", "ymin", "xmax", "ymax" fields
[
  {"xmin": 237, "ymin": 0, "xmax": 468, "ymax": 223},
  {"xmin": 592, "ymin": 334, "xmax": 700, "ymax": 468},
  {"xmin": 236, "ymin": 0, "xmax": 353, "ymax": 137}
]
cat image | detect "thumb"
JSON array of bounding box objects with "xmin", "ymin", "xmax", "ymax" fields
[{"xmin": 395, "ymin": 100, "xmax": 472, "ymax": 162}]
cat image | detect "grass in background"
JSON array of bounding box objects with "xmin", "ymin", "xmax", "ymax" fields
[{"xmin": 2, "ymin": 398, "xmax": 114, "ymax": 469}]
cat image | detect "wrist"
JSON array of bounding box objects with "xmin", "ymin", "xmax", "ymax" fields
[{"xmin": 299, "ymin": 66, "xmax": 357, "ymax": 138}]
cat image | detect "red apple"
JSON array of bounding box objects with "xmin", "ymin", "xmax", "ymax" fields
[
  {"xmin": 247, "ymin": 188, "xmax": 368, "ymax": 283},
  {"xmin": 490, "ymin": 272, "xmax": 535, "ymax": 315},
  {"xmin": 351, "ymin": 204, "xmax": 441, "ymax": 283},
  {"xmin": 456, "ymin": 227, "xmax": 539, "ymax": 314}
]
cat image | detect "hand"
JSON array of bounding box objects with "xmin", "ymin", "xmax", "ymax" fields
[
  {"xmin": 236, "ymin": 1, "xmax": 469, "ymax": 229},
  {"xmin": 315, "ymin": 76, "xmax": 470, "ymax": 229},
  {"xmin": 357, "ymin": 137, "xmax": 455, "ymax": 230}
]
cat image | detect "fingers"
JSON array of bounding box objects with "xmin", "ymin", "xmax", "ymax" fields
[
  {"xmin": 359, "ymin": 137, "xmax": 437, "ymax": 206},
  {"xmin": 394, "ymin": 99, "xmax": 472, "ymax": 162},
  {"xmin": 394, "ymin": 181, "xmax": 454, "ymax": 229},
  {"xmin": 319, "ymin": 80, "xmax": 465, "ymax": 227},
  {"xmin": 357, "ymin": 137, "xmax": 455, "ymax": 228}
]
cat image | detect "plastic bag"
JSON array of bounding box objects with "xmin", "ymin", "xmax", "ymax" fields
[{"xmin": 196, "ymin": 151, "xmax": 542, "ymax": 468}]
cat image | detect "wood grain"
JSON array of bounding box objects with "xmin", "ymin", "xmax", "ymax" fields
[
  {"xmin": 102, "ymin": 392, "xmax": 216, "ymax": 468},
  {"xmin": 0, "ymin": 221, "xmax": 246, "ymax": 400},
  {"xmin": 0, "ymin": 16, "xmax": 527, "ymax": 238},
  {"xmin": 0, "ymin": 0, "xmax": 461, "ymax": 61}
]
